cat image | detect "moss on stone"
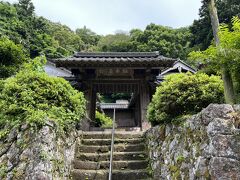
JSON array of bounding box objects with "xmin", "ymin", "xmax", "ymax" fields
[
  {"xmin": 176, "ymin": 155, "xmax": 185, "ymax": 164},
  {"xmin": 52, "ymin": 158, "xmax": 65, "ymax": 174},
  {"xmin": 0, "ymin": 163, "xmax": 8, "ymax": 179},
  {"xmin": 169, "ymin": 165, "xmax": 179, "ymax": 172},
  {"xmin": 39, "ymin": 150, "xmax": 49, "ymax": 161},
  {"xmin": 159, "ymin": 125, "xmax": 166, "ymax": 141},
  {"xmin": 0, "ymin": 129, "xmax": 9, "ymax": 140},
  {"xmin": 204, "ymin": 169, "xmax": 211, "ymax": 179},
  {"xmin": 172, "ymin": 170, "xmax": 181, "ymax": 180},
  {"xmin": 146, "ymin": 162, "xmax": 153, "ymax": 176}
]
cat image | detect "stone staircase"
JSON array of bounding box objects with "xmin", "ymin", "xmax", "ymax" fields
[{"xmin": 71, "ymin": 131, "xmax": 151, "ymax": 180}]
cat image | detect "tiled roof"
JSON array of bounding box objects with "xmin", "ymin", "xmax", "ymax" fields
[
  {"xmin": 44, "ymin": 61, "xmax": 73, "ymax": 77},
  {"xmin": 74, "ymin": 52, "xmax": 160, "ymax": 58},
  {"xmin": 52, "ymin": 52, "xmax": 176, "ymax": 68}
]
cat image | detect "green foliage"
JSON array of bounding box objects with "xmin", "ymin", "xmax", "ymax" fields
[
  {"xmin": 95, "ymin": 111, "xmax": 112, "ymax": 128},
  {"xmin": 0, "ymin": 60, "xmax": 86, "ymax": 135},
  {"xmin": 111, "ymin": 93, "xmax": 131, "ymax": 101},
  {"xmin": 22, "ymin": 55, "xmax": 46, "ymax": 72},
  {"xmin": 48, "ymin": 22, "xmax": 83, "ymax": 54},
  {"xmin": 100, "ymin": 93, "xmax": 131, "ymax": 103},
  {"xmin": 0, "ymin": 2, "xmax": 23, "ymax": 43},
  {"xmin": 90, "ymin": 24, "xmax": 193, "ymax": 59},
  {"xmin": 0, "ymin": 1, "xmax": 101, "ymax": 58},
  {"xmin": 0, "ymin": 37, "xmax": 26, "ymax": 78},
  {"xmin": 129, "ymin": 25, "xmax": 193, "ymax": 59},
  {"xmin": 16, "ymin": 0, "xmax": 35, "ymax": 18},
  {"xmin": 76, "ymin": 26, "xmax": 101, "ymax": 51},
  {"xmin": 189, "ymin": 16, "xmax": 240, "ymax": 101},
  {"xmin": 190, "ymin": 0, "xmax": 240, "ymax": 50},
  {"xmin": 1, "ymin": 0, "xmax": 239, "ymax": 62},
  {"xmin": 0, "ymin": 1, "xmax": 56, "ymax": 58},
  {"xmin": 147, "ymin": 73, "xmax": 224, "ymax": 125},
  {"xmin": 189, "ymin": 17, "xmax": 240, "ymax": 66},
  {"xmin": 97, "ymin": 32, "xmax": 132, "ymax": 52},
  {"xmin": 0, "ymin": 1, "xmax": 194, "ymax": 60}
]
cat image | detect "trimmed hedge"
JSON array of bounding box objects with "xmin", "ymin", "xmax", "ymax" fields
[{"xmin": 147, "ymin": 73, "xmax": 224, "ymax": 125}]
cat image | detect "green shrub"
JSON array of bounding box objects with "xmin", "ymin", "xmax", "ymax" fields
[
  {"xmin": 95, "ymin": 111, "xmax": 112, "ymax": 128},
  {"xmin": 147, "ymin": 73, "xmax": 224, "ymax": 125},
  {"xmin": 0, "ymin": 67, "xmax": 86, "ymax": 135},
  {"xmin": 0, "ymin": 37, "xmax": 27, "ymax": 78}
]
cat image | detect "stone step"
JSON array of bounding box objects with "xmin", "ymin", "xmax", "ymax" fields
[
  {"xmin": 82, "ymin": 131, "xmax": 143, "ymax": 139},
  {"xmin": 73, "ymin": 160, "xmax": 148, "ymax": 170},
  {"xmin": 78, "ymin": 143, "xmax": 146, "ymax": 153},
  {"xmin": 72, "ymin": 169, "xmax": 150, "ymax": 180},
  {"xmin": 89, "ymin": 127, "xmax": 142, "ymax": 132},
  {"xmin": 81, "ymin": 138, "xmax": 144, "ymax": 146},
  {"xmin": 76, "ymin": 152, "xmax": 147, "ymax": 161}
]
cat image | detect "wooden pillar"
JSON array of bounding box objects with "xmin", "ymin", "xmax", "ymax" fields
[
  {"xmin": 90, "ymin": 89, "xmax": 96, "ymax": 121},
  {"xmin": 140, "ymin": 81, "xmax": 151, "ymax": 131},
  {"xmin": 134, "ymin": 94, "xmax": 140, "ymax": 127},
  {"xmin": 84, "ymin": 82, "xmax": 96, "ymax": 121}
]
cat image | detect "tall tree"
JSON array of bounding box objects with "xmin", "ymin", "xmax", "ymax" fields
[
  {"xmin": 205, "ymin": 0, "xmax": 235, "ymax": 103},
  {"xmin": 76, "ymin": 26, "xmax": 101, "ymax": 51},
  {"xmin": 129, "ymin": 24, "xmax": 192, "ymax": 59},
  {"xmin": 97, "ymin": 32, "xmax": 132, "ymax": 52},
  {"xmin": 191, "ymin": 0, "xmax": 240, "ymax": 50},
  {"xmin": 16, "ymin": 0, "xmax": 35, "ymax": 18}
]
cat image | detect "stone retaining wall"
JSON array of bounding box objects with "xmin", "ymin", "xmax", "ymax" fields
[
  {"xmin": 146, "ymin": 104, "xmax": 240, "ymax": 179},
  {"xmin": 0, "ymin": 120, "xmax": 79, "ymax": 180}
]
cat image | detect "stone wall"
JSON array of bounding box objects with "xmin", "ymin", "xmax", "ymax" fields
[
  {"xmin": 145, "ymin": 104, "xmax": 240, "ymax": 180},
  {"xmin": 0, "ymin": 120, "xmax": 79, "ymax": 180}
]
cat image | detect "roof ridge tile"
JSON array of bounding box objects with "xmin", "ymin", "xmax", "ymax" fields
[{"xmin": 73, "ymin": 51, "xmax": 159, "ymax": 58}]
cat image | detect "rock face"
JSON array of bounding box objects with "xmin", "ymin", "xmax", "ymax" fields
[
  {"xmin": 0, "ymin": 121, "xmax": 78, "ymax": 180},
  {"xmin": 146, "ymin": 104, "xmax": 240, "ymax": 180}
]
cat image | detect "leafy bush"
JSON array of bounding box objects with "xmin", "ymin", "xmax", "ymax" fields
[
  {"xmin": 147, "ymin": 73, "xmax": 224, "ymax": 125},
  {"xmin": 95, "ymin": 111, "xmax": 112, "ymax": 128},
  {"xmin": 0, "ymin": 37, "xmax": 27, "ymax": 78},
  {"xmin": 0, "ymin": 64, "xmax": 86, "ymax": 135}
]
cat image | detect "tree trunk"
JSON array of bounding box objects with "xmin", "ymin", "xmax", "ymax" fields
[
  {"xmin": 207, "ymin": 0, "xmax": 236, "ymax": 104},
  {"xmin": 208, "ymin": 0, "xmax": 220, "ymax": 45},
  {"xmin": 222, "ymin": 68, "xmax": 235, "ymax": 104}
]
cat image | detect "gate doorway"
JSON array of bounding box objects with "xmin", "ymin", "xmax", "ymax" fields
[
  {"xmin": 54, "ymin": 52, "xmax": 175, "ymax": 130},
  {"xmin": 98, "ymin": 93, "xmax": 136, "ymax": 128}
]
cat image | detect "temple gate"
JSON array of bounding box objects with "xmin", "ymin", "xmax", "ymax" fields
[{"xmin": 54, "ymin": 52, "xmax": 175, "ymax": 130}]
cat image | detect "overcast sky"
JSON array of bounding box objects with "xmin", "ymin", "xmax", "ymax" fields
[{"xmin": 4, "ymin": 0, "xmax": 202, "ymax": 35}]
